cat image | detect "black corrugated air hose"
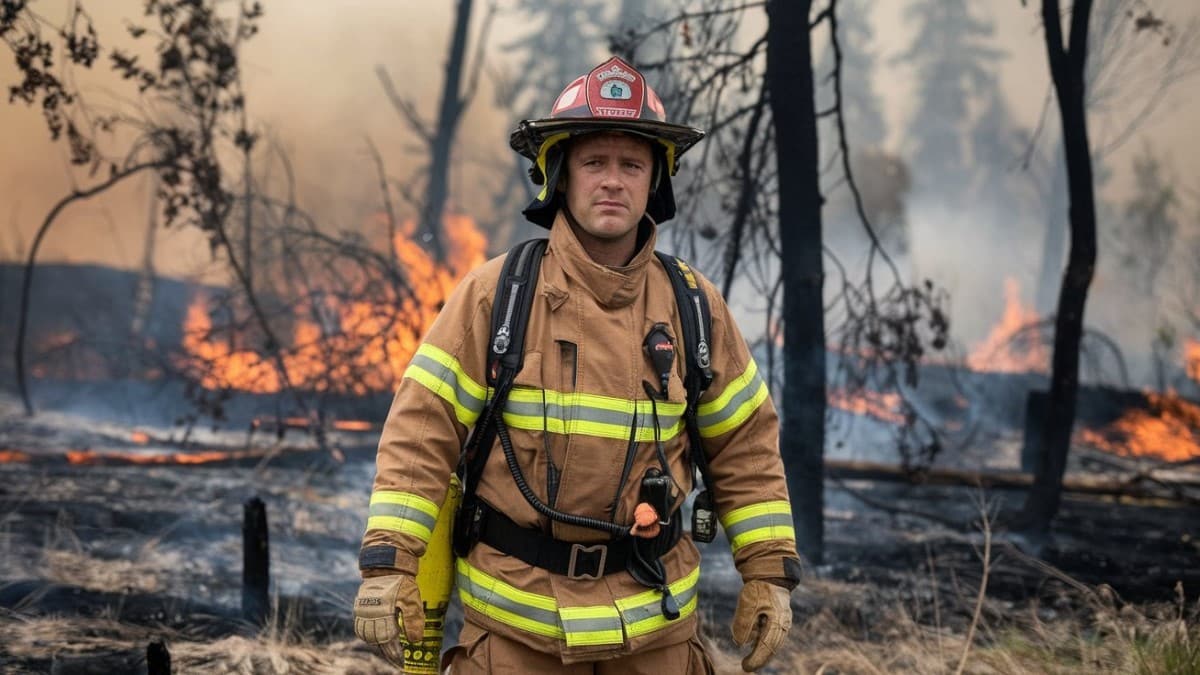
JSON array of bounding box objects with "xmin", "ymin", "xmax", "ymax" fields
[{"xmin": 495, "ymin": 415, "xmax": 633, "ymax": 537}]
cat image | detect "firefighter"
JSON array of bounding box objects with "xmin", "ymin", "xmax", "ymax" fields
[{"xmin": 353, "ymin": 56, "xmax": 801, "ymax": 673}]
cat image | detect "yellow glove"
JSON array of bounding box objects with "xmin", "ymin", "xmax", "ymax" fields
[
  {"xmin": 353, "ymin": 574, "xmax": 425, "ymax": 667},
  {"xmin": 731, "ymin": 579, "xmax": 793, "ymax": 672}
]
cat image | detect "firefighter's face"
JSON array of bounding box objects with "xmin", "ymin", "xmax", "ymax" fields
[{"xmin": 562, "ymin": 133, "xmax": 653, "ymax": 243}]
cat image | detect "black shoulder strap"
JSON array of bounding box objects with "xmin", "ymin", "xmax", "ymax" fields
[
  {"xmin": 461, "ymin": 238, "xmax": 548, "ymax": 494},
  {"xmin": 653, "ymin": 252, "xmax": 716, "ymax": 492},
  {"xmin": 488, "ymin": 238, "xmax": 549, "ymax": 384}
]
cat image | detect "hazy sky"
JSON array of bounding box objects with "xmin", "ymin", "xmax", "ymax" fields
[{"xmin": 1, "ymin": 0, "xmax": 1197, "ymax": 377}]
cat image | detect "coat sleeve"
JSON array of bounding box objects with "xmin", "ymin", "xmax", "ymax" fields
[
  {"xmin": 693, "ymin": 274, "xmax": 802, "ymax": 585},
  {"xmin": 358, "ymin": 263, "xmax": 497, "ymax": 577}
]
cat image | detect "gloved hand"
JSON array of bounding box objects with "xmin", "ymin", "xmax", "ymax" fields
[
  {"xmin": 731, "ymin": 579, "xmax": 793, "ymax": 672},
  {"xmin": 353, "ymin": 574, "xmax": 425, "ymax": 667}
]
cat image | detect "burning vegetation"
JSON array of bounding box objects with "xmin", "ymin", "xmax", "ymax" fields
[
  {"xmin": 178, "ymin": 214, "xmax": 486, "ymax": 397},
  {"xmin": 1079, "ymin": 390, "xmax": 1200, "ymax": 462},
  {"xmin": 827, "ymin": 388, "xmax": 907, "ymax": 425},
  {"xmin": 966, "ymin": 278, "xmax": 1050, "ymax": 375}
]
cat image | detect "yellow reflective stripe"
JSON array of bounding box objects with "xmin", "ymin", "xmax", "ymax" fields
[
  {"xmin": 366, "ymin": 490, "xmax": 440, "ymax": 542},
  {"xmin": 615, "ymin": 565, "xmax": 701, "ymax": 638},
  {"xmin": 370, "ymin": 491, "xmax": 439, "ymax": 517},
  {"xmin": 559, "ymin": 605, "xmax": 624, "ymax": 647},
  {"xmin": 503, "ymin": 389, "xmax": 687, "ymax": 442},
  {"xmin": 457, "ymin": 559, "xmax": 701, "ymax": 644},
  {"xmin": 456, "ymin": 559, "xmax": 563, "ymax": 638},
  {"xmin": 696, "ymin": 360, "xmax": 770, "ymax": 438},
  {"xmin": 720, "ymin": 500, "xmax": 795, "ymax": 554},
  {"xmin": 403, "ymin": 343, "xmax": 487, "ymax": 426},
  {"xmin": 501, "ymin": 412, "xmax": 686, "ymax": 442}
]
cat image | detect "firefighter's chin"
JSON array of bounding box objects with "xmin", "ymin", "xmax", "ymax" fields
[{"xmin": 579, "ymin": 203, "xmax": 638, "ymax": 240}]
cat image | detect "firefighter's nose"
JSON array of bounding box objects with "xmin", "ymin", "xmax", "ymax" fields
[{"xmin": 599, "ymin": 165, "xmax": 623, "ymax": 190}]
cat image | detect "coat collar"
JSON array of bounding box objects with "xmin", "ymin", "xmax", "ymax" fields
[{"xmin": 547, "ymin": 210, "xmax": 657, "ymax": 309}]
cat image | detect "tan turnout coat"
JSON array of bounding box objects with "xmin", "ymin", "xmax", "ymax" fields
[{"xmin": 361, "ymin": 212, "xmax": 798, "ymax": 663}]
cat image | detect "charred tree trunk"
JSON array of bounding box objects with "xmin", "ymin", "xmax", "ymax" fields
[
  {"xmin": 420, "ymin": 0, "xmax": 474, "ymax": 262},
  {"xmin": 767, "ymin": 0, "xmax": 826, "ymax": 564},
  {"xmin": 1018, "ymin": 0, "xmax": 1097, "ymax": 534}
]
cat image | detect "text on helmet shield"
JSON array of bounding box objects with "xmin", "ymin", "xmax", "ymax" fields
[{"xmin": 596, "ymin": 64, "xmax": 636, "ymax": 83}]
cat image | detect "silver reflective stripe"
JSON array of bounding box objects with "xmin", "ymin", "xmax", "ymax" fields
[
  {"xmin": 409, "ymin": 352, "xmax": 486, "ymax": 416},
  {"xmin": 696, "ymin": 368, "xmax": 766, "ymax": 430},
  {"xmin": 618, "ymin": 580, "xmax": 699, "ymax": 626},
  {"xmin": 456, "ymin": 566, "xmax": 561, "ymax": 630},
  {"xmin": 561, "ymin": 616, "xmax": 623, "ymax": 635},
  {"xmin": 367, "ymin": 503, "xmax": 437, "ymax": 532},
  {"xmin": 723, "ymin": 512, "xmax": 794, "ymax": 540}
]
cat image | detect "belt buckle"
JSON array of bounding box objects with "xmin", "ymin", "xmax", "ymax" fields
[{"xmin": 567, "ymin": 543, "xmax": 607, "ymax": 580}]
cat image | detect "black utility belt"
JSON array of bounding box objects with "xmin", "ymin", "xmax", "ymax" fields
[{"xmin": 474, "ymin": 501, "xmax": 682, "ymax": 581}]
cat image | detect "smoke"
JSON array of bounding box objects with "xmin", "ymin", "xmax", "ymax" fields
[
  {"xmin": 0, "ymin": 1, "xmax": 520, "ymax": 279},
  {"xmin": 2, "ymin": 0, "xmax": 1197, "ymax": 387},
  {"xmin": 863, "ymin": 0, "xmax": 1200, "ymax": 386}
]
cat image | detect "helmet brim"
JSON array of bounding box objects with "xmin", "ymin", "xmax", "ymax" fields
[{"xmin": 509, "ymin": 118, "xmax": 705, "ymax": 163}]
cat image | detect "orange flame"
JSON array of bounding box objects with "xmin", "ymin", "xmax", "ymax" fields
[
  {"xmin": 0, "ymin": 447, "xmax": 288, "ymax": 466},
  {"xmin": 181, "ymin": 297, "xmax": 281, "ymax": 391},
  {"xmin": 967, "ymin": 278, "xmax": 1049, "ymax": 374},
  {"xmin": 65, "ymin": 448, "xmax": 270, "ymax": 466},
  {"xmin": 828, "ymin": 388, "xmax": 906, "ymax": 425},
  {"xmin": 180, "ymin": 213, "xmax": 487, "ymax": 394},
  {"xmin": 1185, "ymin": 338, "xmax": 1200, "ymax": 384},
  {"xmin": 1077, "ymin": 390, "xmax": 1200, "ymax": 462},
  {"xmin": 29, "ymin": 330, "xmax": 111, "ymax": 380}
]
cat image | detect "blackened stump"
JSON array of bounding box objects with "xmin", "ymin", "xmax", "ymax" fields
[
  {"xmin": 242, "ymin": 497, "xmax": 269, "ymax": 625},
  {"xmin": 147, "ymin": 639, "xmax": 171, "ymax": 675}
]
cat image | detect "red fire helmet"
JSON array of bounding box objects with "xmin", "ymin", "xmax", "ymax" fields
[{"xmin": 509, "ymin": 56, "xmax": 705, "ymax": 227}]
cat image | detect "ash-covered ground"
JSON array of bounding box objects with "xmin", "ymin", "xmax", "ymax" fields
[{"xmin": 0, "ymin": 390, "xmax": 1197, "ymax": 674}]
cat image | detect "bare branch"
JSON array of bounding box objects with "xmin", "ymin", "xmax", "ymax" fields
[
  {"xmin": 460, "ymin": 0, "xmax": 497, "ymax": 108},
  {"xmin": 15, "ymin": 159, "xmax": 171, "ymax": 415},
  {"xmin": 722, "ymin": 85, "xmax": 768, "ymax": 297},
  {"xmin": 375, "ymin": 64, "xmax": 433, "ymax": 145},
  {"xmin": 364, "ymin": 135, "xmax": 399, "ymax": 271}
]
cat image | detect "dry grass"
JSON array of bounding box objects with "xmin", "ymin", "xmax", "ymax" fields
[
  {"xmin": 2, "ymin": 576, "xmax": 1196, "ymax": 674},
  {"xmin": 700, "ymin": 503, "xmax": 1198, "ymax": 675},
  {"xmin": 699, "ymin": 589, "xmax": 1199, "ymax": 674},
  {"xmin": 0, "ymin": 603, "xmax": 393, "ymax": 674}
]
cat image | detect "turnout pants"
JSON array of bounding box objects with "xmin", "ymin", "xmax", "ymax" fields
[{"xmin": 446, "ymin": 619, "xmax": 715, "ymax": 674}]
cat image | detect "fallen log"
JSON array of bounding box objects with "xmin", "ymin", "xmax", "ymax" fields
[{"xmin": 825, "ymin": 459, "xmax": 1200, "ymax": 506}]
